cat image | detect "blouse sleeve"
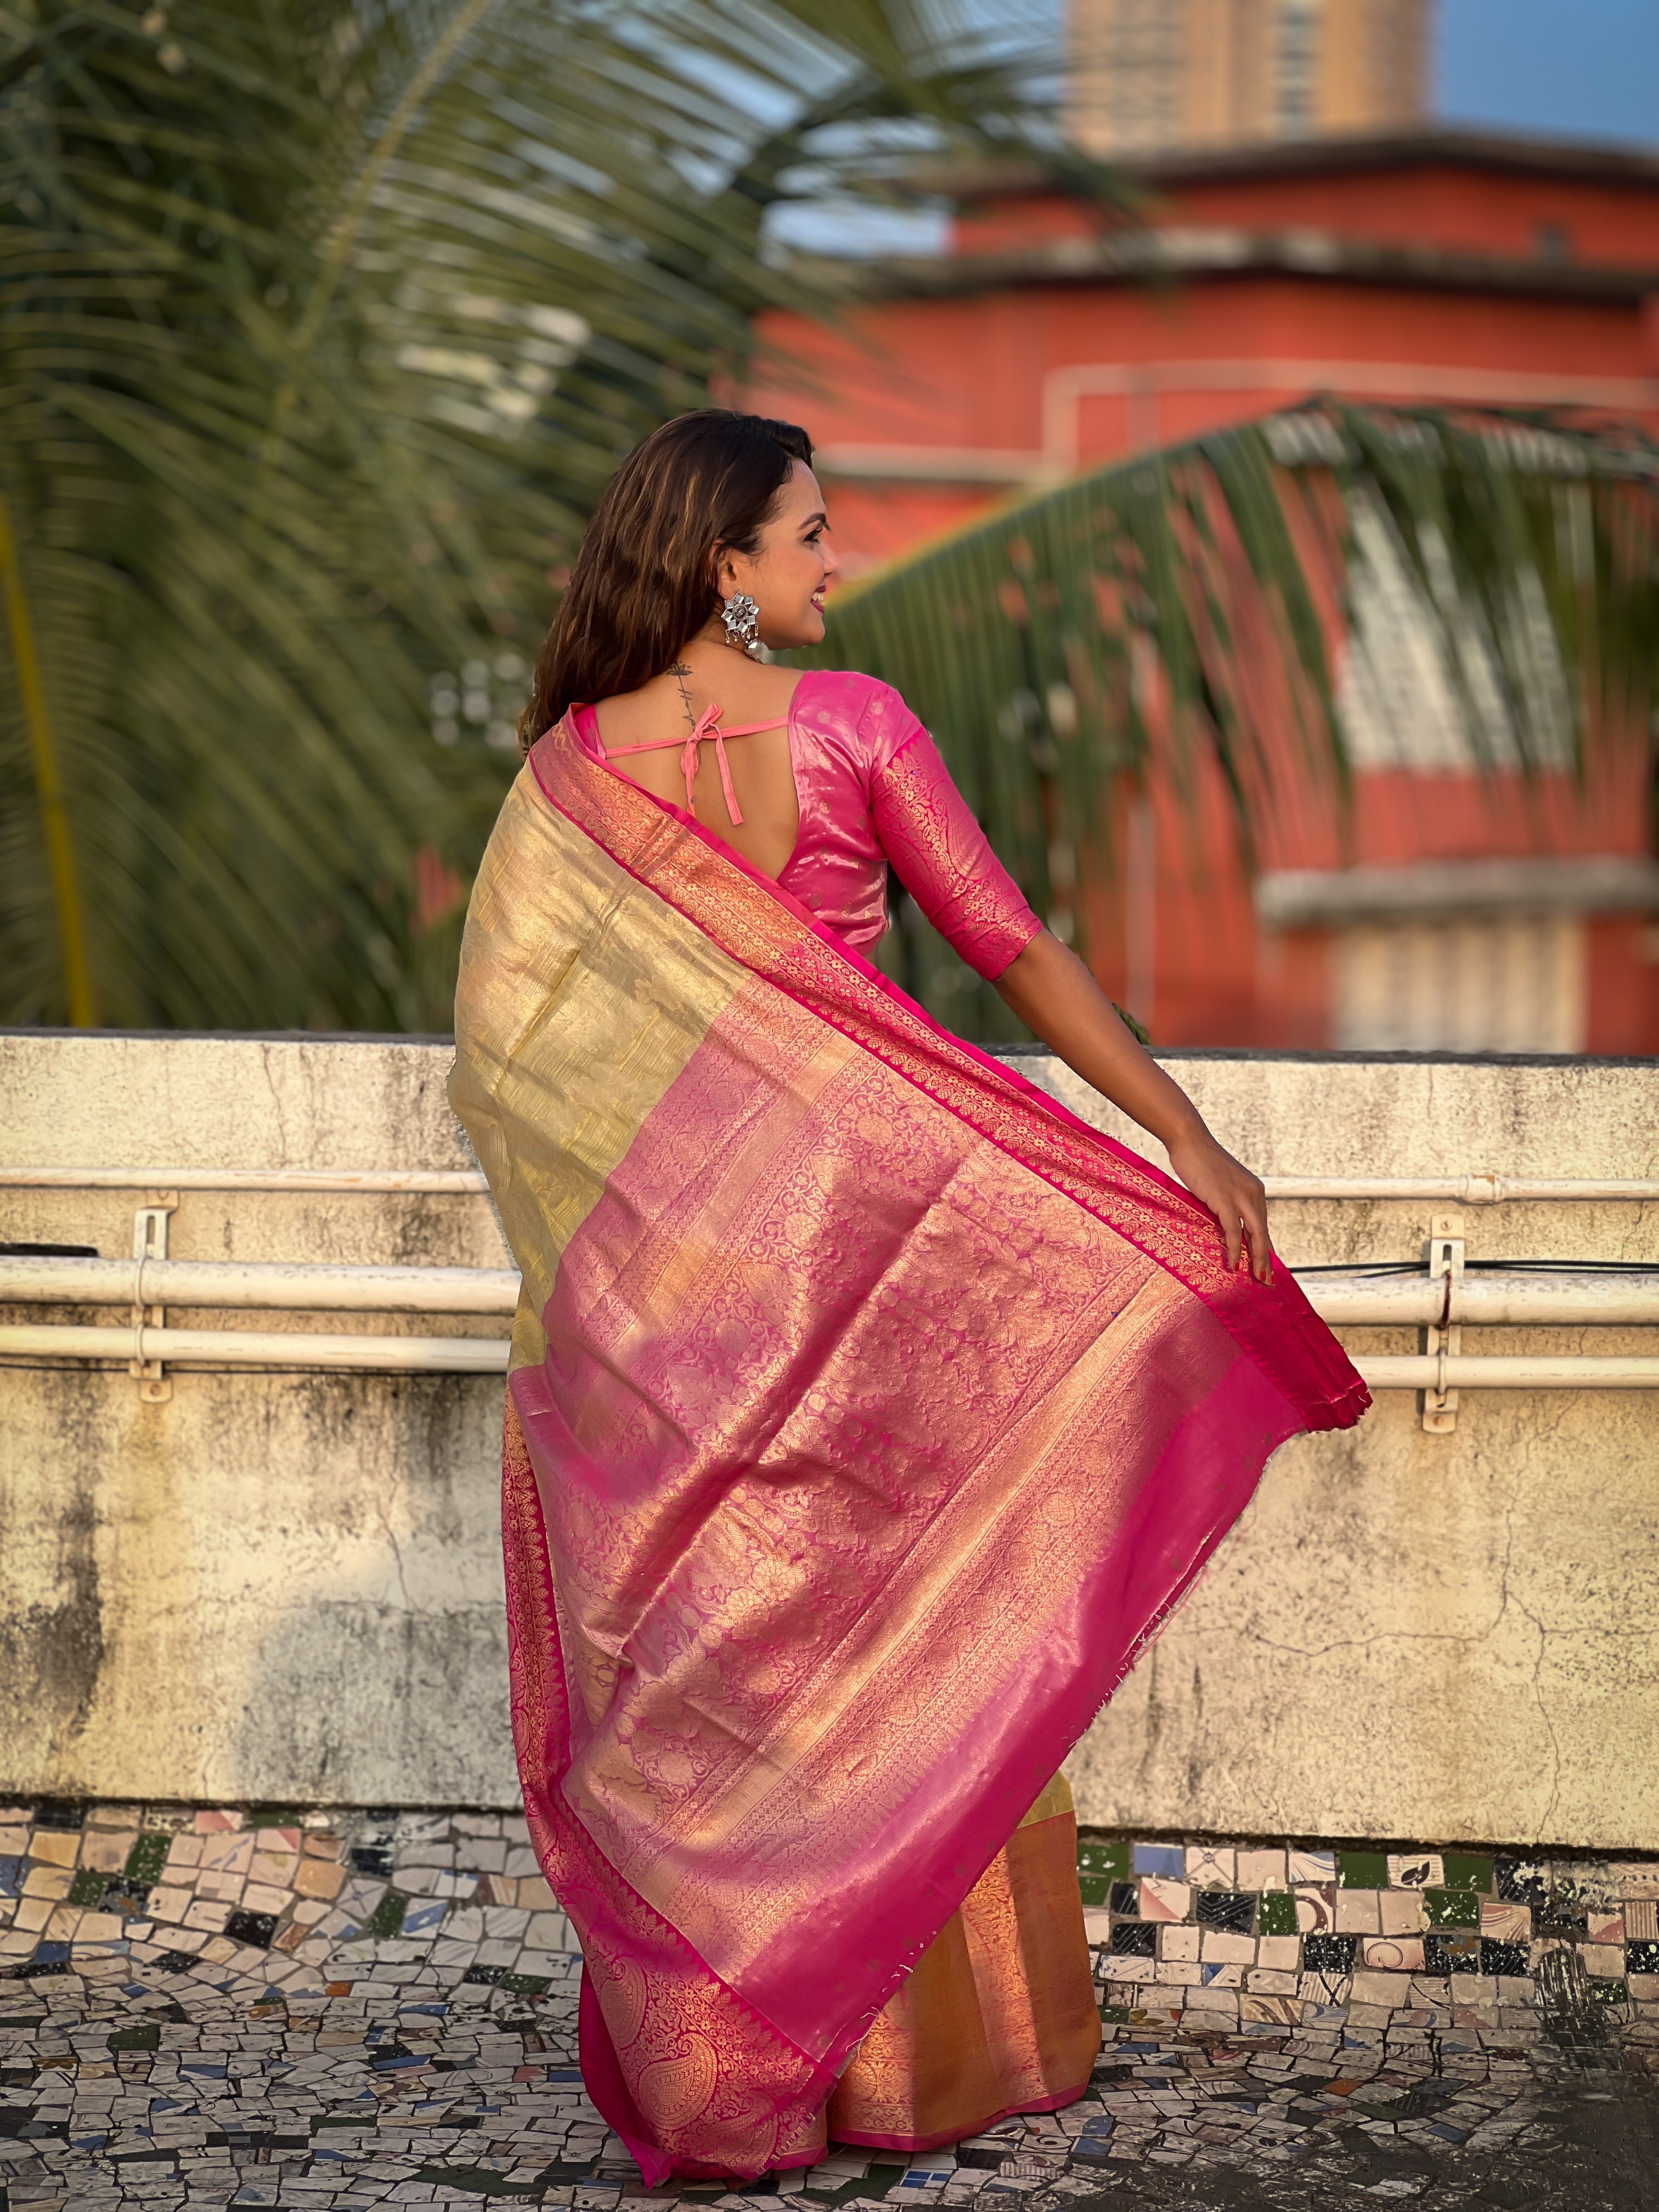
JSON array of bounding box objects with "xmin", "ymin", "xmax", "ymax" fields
[{"xmin": 868, "ymin": 719, "xmax": 1043, "ymax": 982}]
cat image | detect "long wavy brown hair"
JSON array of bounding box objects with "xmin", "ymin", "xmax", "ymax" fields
[{"xmin": 520, "ymin": 409, "xmax": 814, "ymax": 749}]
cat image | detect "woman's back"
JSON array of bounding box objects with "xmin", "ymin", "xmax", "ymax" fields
[
  {"xmin": 590, "ymin": 658, "xmax": 803, "ymax": 882},
  {"xmin": 574, "ymin": 667, "xmax": 1043, "ymax": 981}
]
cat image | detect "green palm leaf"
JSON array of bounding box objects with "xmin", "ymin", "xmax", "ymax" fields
[{"xmin": 806, "ymin": 403, "xmax": 1659, "ymax": 1042}]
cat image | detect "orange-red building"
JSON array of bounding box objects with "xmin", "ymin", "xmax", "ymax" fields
[{"xmin": 748, "ymin": 130, "xmax": 1659, "ymax": 1053}]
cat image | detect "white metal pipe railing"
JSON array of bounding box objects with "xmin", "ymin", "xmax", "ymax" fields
[
  {"xmin": 1356, "ymin": 1356, "xmax": 1659, "ymax": 1390},
  {"xmin": 2, "ymin": 1166, "xmax": 1654, "ymax": 1386},
  {"xmin": 0, "ymin": 1323, "xmax": 509, "ymax": 1372},
  {"xmin": 0, "ymin": 1166, "xmax": 488, "ymax": 1193},
  {"xmin": 1264, "ymin": 1176, "xmax": 1659, "ymax": 1204},
  {"xmin": 4, "ymin": 1256, "xmax": 1656, "ymax": 1325},
  {"xmin": 2, "ymin": 1167, "xmax": 1658, "ymax": 1201},
  {"xmin": 1, "ymin": 1325, "xmax": 1654, "ymax": 1386},
  {"xmin": 0, "ymin": 1255, "xmax": 520, "ymax": 1313},
  {"xmin": 1298, "ymin": 1269, "xmax": 1659, "ymax": 1327}
]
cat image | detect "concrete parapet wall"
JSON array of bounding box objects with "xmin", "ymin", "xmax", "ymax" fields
[
  {"xmin": 1, "ymin": 1033, "xmax": 1655, "ymax": 1844},
  {"xmin": 1, "ymin": 1035, "xmax": 515, "ymax": 1812}
]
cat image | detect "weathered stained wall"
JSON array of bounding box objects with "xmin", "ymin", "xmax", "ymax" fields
[
  {"xmin": 2, "ymin": 1033, "xmax": 1655, "ymax": 1843},
  {"xmin": 1, "ymin": 1035, "xmax": 517, "ymax": 1810}
]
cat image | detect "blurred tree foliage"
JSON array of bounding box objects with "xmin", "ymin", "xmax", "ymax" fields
[{"xmin": 0, "ymin": 0, "xmax": 1073, "ymax": 1028}]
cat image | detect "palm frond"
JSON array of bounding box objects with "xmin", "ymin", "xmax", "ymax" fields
[
  {"xmin": 0, "ymin": 0, "xmax": 1074, "ymax": 1028},
  {"xmin": 804, "ymin": 403, "xmax": 1659, "ymax": 1041}
]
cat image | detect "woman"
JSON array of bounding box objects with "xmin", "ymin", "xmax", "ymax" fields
[{"xmin": 450, "ymin": 410, "xmax": 1367, "ymax": 2186}]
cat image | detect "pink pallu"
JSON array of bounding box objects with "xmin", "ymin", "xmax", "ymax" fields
[{"xmin": 449, "ymin": 714, "xmax": 1368, "ymax": 2185}]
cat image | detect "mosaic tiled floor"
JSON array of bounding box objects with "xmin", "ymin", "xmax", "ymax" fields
[{"xmin": 3, "ymin": 1803, "xmax": 1658, "ymax": 2209}]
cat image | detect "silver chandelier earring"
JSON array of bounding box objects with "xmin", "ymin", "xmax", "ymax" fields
[{"xmin": 721, "ymin": 591, "xmax": 761, "ymax": 657}]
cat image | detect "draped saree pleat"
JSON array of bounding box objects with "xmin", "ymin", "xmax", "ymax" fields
[
  {"xmin": 826, "ymin": 1773, "xmax": 1101, "ymax": 2151},
  {"xmin": 455, "ymin": 718, "xmax": 1368, "ymax": 2186}
]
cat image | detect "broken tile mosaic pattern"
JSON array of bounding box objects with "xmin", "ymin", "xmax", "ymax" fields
[{"xmin": 2, "ymin": 1804, "xmax": 1657, "ymax": 2208}]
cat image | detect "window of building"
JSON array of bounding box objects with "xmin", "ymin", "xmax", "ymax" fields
[
  {"xmin": 1335, "ymin": 487, "xmax": 1574, "ymax": 775},
  {"xmin": 1276, "ymin": 0, "xmax": 1323, "ymax": 135},
  {"xmin": 1332, "ymin": 913, "xmax": 1586, "ymax": 1052}
]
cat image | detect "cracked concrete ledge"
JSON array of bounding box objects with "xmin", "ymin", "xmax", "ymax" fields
[{"xmin": 1, "ymin": 1035, "xmax": 1655, "ymax": 1841}]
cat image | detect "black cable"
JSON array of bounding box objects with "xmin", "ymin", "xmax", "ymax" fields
[
  {"xmin": 1462, "ymin": 1260, "xmax": 1659, "ymax": 1272},
  {"xmin": 1289, "ymin": 1262, "xmax": 1423, "ymax": 1276}
]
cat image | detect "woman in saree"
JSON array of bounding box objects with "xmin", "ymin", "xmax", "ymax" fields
[{"xmin": 449, "ymin": 410, "xmax": 1367, "ymax": 2186}]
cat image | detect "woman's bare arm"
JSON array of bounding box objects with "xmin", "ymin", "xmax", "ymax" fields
[{"xmin": 994, "ymin": 930, "xmax": 1272, "ymax": 1283}]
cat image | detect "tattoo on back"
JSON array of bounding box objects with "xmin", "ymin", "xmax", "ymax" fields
[{"xmin": 670, "ymin": 662, "xmax": 695, "ymax": 732}]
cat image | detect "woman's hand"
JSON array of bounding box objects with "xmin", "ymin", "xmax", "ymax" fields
[
  {"xmin": 993, "ymin": 930, "xmax": 1273, "ymax": 1283},
  {"xmin": 1164, "ymin": 1127, "xmax": 1272, "ymax": 1284}
]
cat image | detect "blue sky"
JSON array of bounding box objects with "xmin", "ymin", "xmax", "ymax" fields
[{"xmin": 1439, "ymin": 0, "xmax": 1657, "ymax": 144}]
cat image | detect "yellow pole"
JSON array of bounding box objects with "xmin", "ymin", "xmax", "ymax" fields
[{"xmin": 0, "ymin": 491, "xmax": 97, "ymax": 1025}]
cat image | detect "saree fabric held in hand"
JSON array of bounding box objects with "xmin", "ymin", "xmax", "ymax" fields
[{"xmin": 449, "ymin": 675, "xmax": 1369, "ymax": 2186}]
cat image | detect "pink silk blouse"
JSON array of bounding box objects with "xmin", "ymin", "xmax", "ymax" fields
[{"xmin": 574, "ymin": 668, "xmax": 1041, "ymax": 981}]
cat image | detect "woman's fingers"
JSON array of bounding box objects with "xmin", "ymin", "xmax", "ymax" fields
[
  {"xmin": 1166, "ymin": 1132, "xmax": 1271, "ymax": 1283},
  {"xmin": 1220, "ymin": 1195, "xmax": 1242, "ymax": 1272},
  {"xmin": 1215, "ymin": 1169, "xmax": 1269, "ymax": 1281},
  {"xmin": 1222, "ymin": 1166, "xmax": 1271, "ymax": 1283},
  {"xmin": 1243, "ymin": 1180, "xmax": 1273, "ymax": 1284}
]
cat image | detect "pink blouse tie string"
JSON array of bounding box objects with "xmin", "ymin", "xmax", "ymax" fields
[
  {"xmin": 596, "ymin": 702, "xmax": 789, "ymax": 830},
  {"xmin": 682, "ymin": 703, "xmax": 743, "ymax": 825}
]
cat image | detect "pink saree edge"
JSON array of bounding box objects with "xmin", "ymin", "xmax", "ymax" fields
[
  {"xmin": 526, "ymin": 722, "xmax": 1366, "ymax": 1436},
  {"xmin": 574, "ymin": 1968, "xmax": 669, "ymax": 2185},
  {"xmin": 574, "ymin": 1971, "xmax": 837, "ymax": 2186},
  {"xmin": 504, "ymin": 1372, "xmax": 836, "ymax": 2186}
]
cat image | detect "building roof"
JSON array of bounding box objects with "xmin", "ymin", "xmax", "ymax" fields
[
  {"xmin": 817, "ymin": 222, "xmax": 1659, "ymax": 307},
  {"xmin": 811, "ymin": 123, "xmax": 1659, "ymax": 306},
  {"xmin": 904, "ymin": 125, "xmax": 1659, "ymax": 203}
]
